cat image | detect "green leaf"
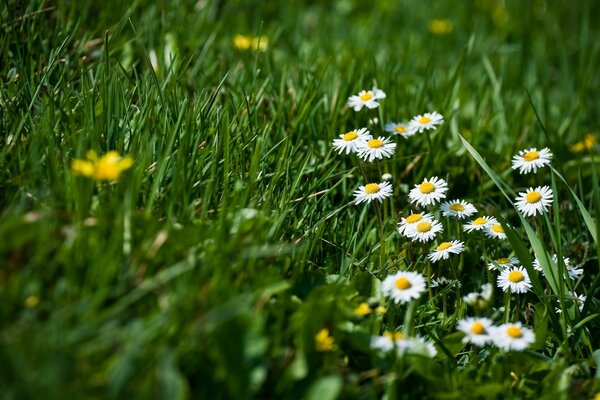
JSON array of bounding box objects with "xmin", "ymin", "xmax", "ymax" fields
[{"xmin": 304, "ymin": 375, "xmax": 342, "ymax": 400}]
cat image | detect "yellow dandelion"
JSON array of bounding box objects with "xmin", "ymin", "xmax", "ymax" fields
[
  {"xmin": 570, "ymin": 133, "xmax": 596, "ymax": 153},
  {"xmin": 71, "ymin": 150, "xmax": 133, "ymax": 181},
  {"xmin": 315, "ymin": 328, "xmax": 335, "ymax": 352},
  {"xmin": 428, "ymin": 19, "xmax": 453, "ymax": 35},
  {"xmin": 353, "ymin": 302, "xmax": 371, "ymax": 316},
  {"xmin": 233, "ymin": 34, "xmax": 268, "ymax": 51}
]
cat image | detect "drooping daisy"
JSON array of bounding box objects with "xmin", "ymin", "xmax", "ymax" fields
[
  {"xmin": 511, "ymin": 147, "xmax": 553, "ymax": 174},
  {"xmin": 457, "ymin": 317, "xmax": 494, "ymax": 346},
  {"xmin": 463, "ymin": 283, "xmax": 493, "ymax": 307},
  {"xmin": 408, "ymin": 219, "xmax": 443, "ymax": 243},
  {"xmin": 331, "ymin": 127, "xmax": 372, "ymax": 154},
  {"xmin": 408, "ymin": 176, "xmax": 448, "ymax": 206},
  {"xmin": 428, "ymin": 240, "xmax": 465, "ymax": 262},
  {"xmin": 463, "ymin": 216, "xmax": 498, "ymax": 233},
  {"xmin": 497, "ymin": 266, "xmax": 532, "ymax": 294},
  {"xmin": 488, "ymin": 256, "xmax": 519, "ymax": 271},
  {"xmin": 357, "ymin": 137, "xmax": 397, "ymax": 162},
  {"xmin": 484, "ymin": 223, "xmax": 507, "ymax": 240},
  {"xmin": 492, "ymin": 322, "xmax": 535, "ymax": 351},
  {"xmin": 534, "ymin": 255, "xmax": 583, "ymax": 280},
  {"xmin": 382, "ymin": 271, "xmax": 427, "ymax": 304},
  {"xmin": 347, "ymin": 87, "xmax": 386, "ymax": 111},
  {"xmin": 556, "ymin": 292, "xmax": 587, "ymax": 313},
  {"xmin": 397, "ymin": 212, "xmax": 434, "ymax": 237},
  {"xmin": 408, "ymin": 111, "xmax": 444, "ymax": 133},
  {"xmin": 353, "ymin": 181, "xmax": 393, "ymax": 204},
  {"xmin": 515, "ymin": 186, "xmax": 553, "ymax": 217},
  {"xmin": 440, "ymin": 199, "xmax": 477, "ymax": 219},
  {"xmin": 384, "ymin": 122, "xmax": 416, "ymax": 138}
]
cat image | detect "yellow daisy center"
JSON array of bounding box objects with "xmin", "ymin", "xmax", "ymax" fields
[
  {"xmin": 449, "ymin": 203, "xmax": 465, "ymax": 211},
  {"xmin": 343, "ymin": 131, "xmax": 358, "ymax": 141},
  {"xmin": 470, "ymin": 322, "xmax": 485, "ymax": 335},
  {"xmin": 525, "ymin": 191, "xmax": 542, "ymax": 203},
  {"xmin": 508, "ymin": 271, "xmax": 524, "ymax": 283},
  {"xmin": 473, "ymin": 217, "xmax": 487, "ymax": 225},
  {"xmin": 416, "ymin": 221, "xmax": 432, "ymax": 233},
  {"xmin": 406, "ymin": 214, "xmax": 422, "ymax": 224},
  {"xmin": 492, "ymin": 224, "xmax": 504, "ymax": 233},
  {"xmin": 497, "ymin": 258, "xmax": 510, "ymax": 265},
  {"xmin": 394, "ymin": 125, "xmax": 407, "ymax": 134},
  {"xmin": 523, "ymin": 151, "xmax": 539, "ymax": 161},
  {"xmin": 367, "ymin": 139, "xmax": 384, "ymax": 148},
  {"xmin": 419, "ymin": 182, "xmax": 435, "ymax": 194},
  {"xmin": 506, "ymin": 326, "xmax": 522, "ymax": 338},
  {"xmin": 384, "ymin": 331, "xmax": 404, "ymax": 340},
  {"xmin": 437, "ymin": 242, "xmax": 452, "ymax": 251},
  {"xmin": 419, "ymin": 116, "xmax": 432, "ymax": 124},
  {"xmin": 359, "ymin": 92, "xmax": 373, "ymax": 101},
  {"xmin": 395, "ymin": 277, "xmax": 412, "ymax": 290},
  {"xmin": 364, "ymin": 183, "xmax": 380, "ymax": 194}
]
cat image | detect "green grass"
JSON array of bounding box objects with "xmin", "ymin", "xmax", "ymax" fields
[{"xmin": 1, "ymin": 0, "xmax": 600, "ymax": 398}]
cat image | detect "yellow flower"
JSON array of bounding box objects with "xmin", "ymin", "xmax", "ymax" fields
[
  {"xmin": 353, "ymin": 302, "xmax": 371, "ymax": 316},
  {"xmin": 25, "ymin": 295, "xmax": 39, "ymax": 308},
  {"xmin": 428, "ymin": 19, "xmax": 453, "ymax": 35},
  {"xmin": 233, "ymin": 34, "xmax": 268, "ymax": 51},
  {"xmin": 71, "ymin": 150, "xmax": 133, "ymax": 181},
  {"xmin": 570, "ymin": 133, "xmax": 596, "ymax": 153},
  {"xmin": 315, "ymin": 328, "xmax": 335, "ymax": 352}
]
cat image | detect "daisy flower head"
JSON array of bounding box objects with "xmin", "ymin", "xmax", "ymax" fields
[
  {"xmin": 511, "ymin": 147, "xmax": 553, "ymax": 174},
  {"xmin": 347, "ymin": 87, "xmax": 386, "ymax": 111},
  {"xmin": 428, "ymin": 240, "xmax": 465, "ymax": 262},
  {"xmin": 357, "ymin": 137, "xmax": 396, "ymax": 162},
  {"xmin": 353, "ymin": 181, "xmax": 393, "ymax": 205},
  {"xmin": 408, "ymin": 111, "xmax": 444, "ymax": 133},
  {"xmin": 463, "ymin": 216, "xmax": 498, "ymax": 233},
  {"xmin": 497, "ymin": 266, "xmax": 532, "ymax": 294},
  {"xmin": 409, "ymin": 219, "xmax": 443, "ymax": 243},
  {"xmin": 515, "ymin": 186, "xmax": 553, "ymax": 217},
  {"xmin": 492, "ymin": 322, "xmax": 535, "ymax": 351},
  {"xmin": 397, "ymin": 212, "xmax": 434, "ymax": 237},
  {"xmin": 488, "ymin": 256, "xmax": 519, "ymax": 271},
  {"xmin": 457, "ymin": 317, "xmax": 494, "ymax": 347},
  {"xmin": 440, "ymin": 199, "xmax": 477, "ymax": 219},
  {"xmin": 384, "ymin": 122, "xmax": 416, "ymax": 138},
  {"xmin": 331, "ymin": 127, "xmax": 372, "ymax": 155},
  {"xmin": 371, "ymin": 331, "xmax": 415, "ymax": 353},
  {"xmin": 382, "ymin": 271, "xmax": 427, "ymax": 304},
  {"xmin": 463, "ymin": 283, "xmax": 493, "ymax": 308},
  {"xmin": 484, "ymin": 223, "xmax": 507, "ymax": 240},
  {"xmin": 556, "ymin": 292, "xmax": 587, "ymax": 313},
  {"xmin": 408, "ymin": 176, "xmax": 448, "ymax": 207}
]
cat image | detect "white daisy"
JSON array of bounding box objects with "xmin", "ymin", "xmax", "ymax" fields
[
  {"xmin": 497, "ymin": 266, "xmax": 532, "ymax": 294},
  {"xmin": 384, "ymin": 121, "xmax": 416, "ymax": 138},
  {"xmin": 484, "ymin": 223, "xmax": 507, "ymax": 240},
  {"xmin": 457, "ymin": 317, "xmax": 494, "ymax": 347},
  {"xmin": 371, "ymin": 331, "xmax": 415, "ymax": 353},
  {"xmin": 463, "ymin": 216, "xmax": 498, "ymax": 233},
  {"xmin": 488, "ymin": 256, "xmax": 519, "ymax": 271},
  {"xmin": 534, "ymin": 255, "xmax": 583, "ymax": 280},
  {"xmin": 428, "ymin": 240, "xmax": 465, "ymax": 262},
  {"xmin": 556, "ymin": 292, "xmax": 587, "ymax": 314},
  {"xmin": 440, "ymin": 199, "xmax": 477, "ymax": 219},
  {"xmin": 408, "ymin": 111, "xmax": 444, "ymax": 133},
  {"xmin": 382, "ymin": 271, "xmax": 427, "ymax": 304},
  {"xmin": 515, "ymin": 186, "xmax": 553, "ymax": 217},
  {"xmin": 408, "ymin": 219, "xmax": 443, "ymax": 243},
  {"xmin": 347, "ymin": 87, "xmax": 386, "ymax": 111},
  {"xmin": 331, "ymin": 127, "xmax": 372, "ymax": 155},
  {"xmin": 397, "ymin": 212, "xmax": 434, "ymax": 237},
  {"xmin": 356, "ymin": 137, "xmax": 396, "ymax": 162},
  {"xmin": 511, "ymin": 147, "xmax": 553, "ymax": 174},
  {"xmin": 463, "ymin": 283, "xmax": 493, "ymax": 307},
  {"xmin": 409, "ymin": 336, "xmax": 438, "ymax": 357},
  {"xmin": 492, "ymin": 322, "xmax": 535, "ymax": 351},
  {"xmin": 353, "ymin": 181, "xmax": 393, "ymax": 205},
  {"xmin": 408, "ymin": 176, "xmax": 448, "ymax": 206}
]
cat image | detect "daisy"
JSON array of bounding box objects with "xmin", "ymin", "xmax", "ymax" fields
[
  {"xmin": 457, "ymin": 317, "xmax": 494, "ymax": 346},
  {"xmin": 497, "ymin": 266, "xmax": 532, "ymax": 294},
  {"xmin": 511, "ymin": 147, "xmax": 553, "ymax": 174},
  {"xmin": 463, "ymin": 283, "xmax": 493, "ymax": 307},
  {"xmin": 384, "ymin": 121, "xmax": 416, "ymax": 138},
  {"xmin": 353, "ymin": 181, "xmax": 393, "ymax": 204},
  {"xmin": 408, "ymin": 176, "xmax": 448, "ymax": 206},
  {"xmin": 492, "ymin": 322, "xmax": 535, "ymax": 351},
  {"xmin": 408, "ymin": 219, "xmax": 443, "ymax": 243},
  {"xmin": 347, "ymin": 87, "xmax": 386, "ymax": 111},
  {"xmin": 331, "ymin": 127, "xmax": 371, "ymax": 154},
  {"xmin": 488, "ymin": 256, "xmax": 519, "ymax": 271},
  {"xmin": 397, "ymin": 212, "xmax": 434, "ymax": 237},
  {"xmin": 357, "ymin": 137, "xmax": 396, "ymax": 162},
  {"xmin": 440, "ymin": 199, "xmax": 477, "ymax": 219},
  {"xmin": 428, "ymin": 240, "xmax": 465, "ymax": 262},
  {"xmin": 534, "ymin": 255, "xmax": 583, "ymax": 280},
  {"xmin": 408, "ymin": 111, "xmax": 444, "ymax": 133},
  {"xmin": 556, "ymin": 292, "xmax": 587, "ymax": 313},
  {"xmin": 382, "ymin": 271, "xmax": 427, "ymax": 304},
  {"xmin": 371, "ymin": 331, "xmax": 415, "ymax": 353},
  {"xmin": 484, "ymin": 223, "xmax": 507, "ymax": 240},
  {"xmin": 515, "ymin": 186, "xmax": 553, "ymax": 217},
  {"xmin": 463, "ymin": 216, "xmax": 498, "ymax": 233}
]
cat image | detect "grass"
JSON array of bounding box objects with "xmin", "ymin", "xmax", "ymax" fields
[{"xmin": 1, "ymin": 0, "xmax": 600, "ymax": 398}]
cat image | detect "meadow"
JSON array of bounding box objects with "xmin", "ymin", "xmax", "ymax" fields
[{"xmin": 1, "ymin": 0, "xmax": 600, "ymax": 398}]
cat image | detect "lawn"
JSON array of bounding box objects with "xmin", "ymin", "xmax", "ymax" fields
[{"xmin": 1, "ymin": 0, "xmax": 599, "ymax": 398}]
